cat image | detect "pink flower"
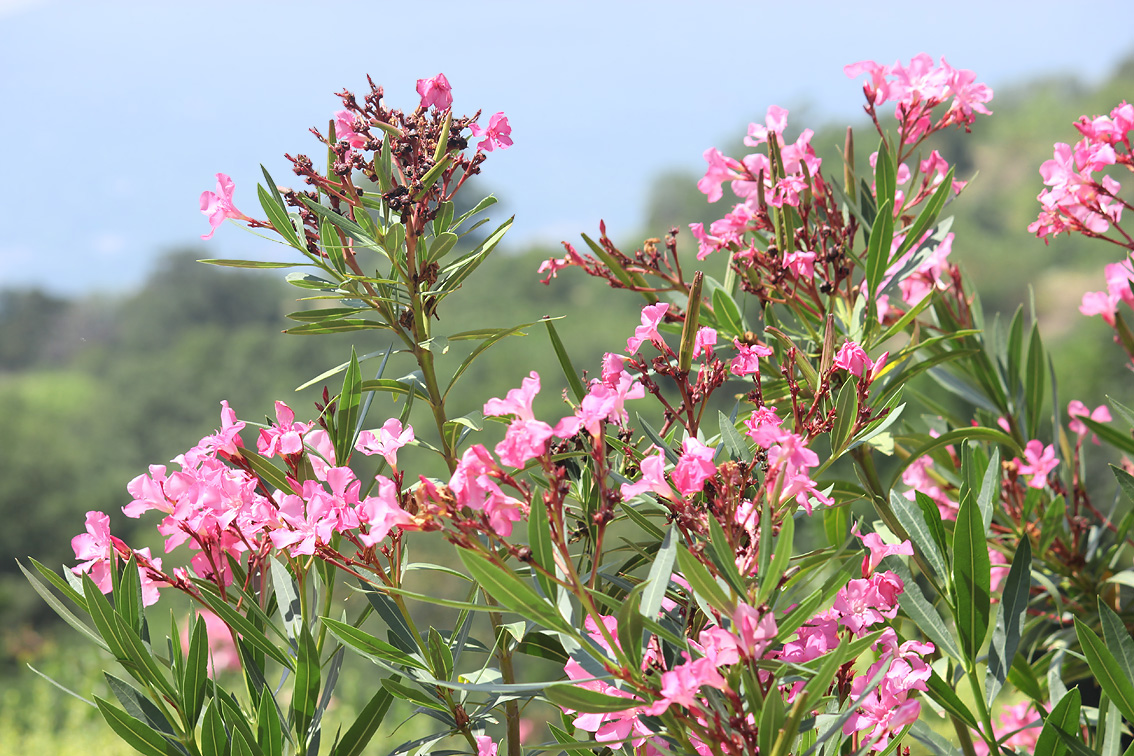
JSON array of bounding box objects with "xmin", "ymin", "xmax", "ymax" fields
[
  {"xmin": 621, "ymin": 447, "xmax": 677, "ymax": 502},
  {"xmin": 1080, "ymin": 290, "xmax": 1119, "ymax": 326},
  {"xmin": 834, "ymin": 340, "xmax": 873, "ymax": 377},
  {"xmin": 644, "ymin": 656, "xmax": 725, "ymax": 716},
  {"xmin": 333, "ymin": 110, "xmax": 368, "ymax": 150},
  {"xmin": 671, "ymin": 438, "xmax": 717, "ymax": 496},
  {"xmin": 626, "ymin": 303, "xmax": 669, "ymax": 354},
  {"xmin": 476, "ymin": 736, "xmax": 498, "ymax": 756},
  {"xmin": 853, "ymin": 523, "xmax": 914, "ymax": 577},
  {"xmin": 416, "ymin": 73, "xmax": 452, "ymax": 110},
  {"xmin": 1017, "ymin": 440, "xmax": 1058, "ymax": 489},
  {"xmin": 356, "ymin": 418, "xmax": 415, "ymax": 467},
  {"xmin": 469, "ymin": 112, "xmax": 513, "ymax": 152},
  {"xmin": 1068, "ymin": 400, "xmax": 1112, "ymax": 443},
  {"xmin": 199, "ymin": 173, "xmax": 250, "ymax": 240},
  {"xmin": 692, "ymin": 327, "xmax": 717, "ymax": 359},
  {"xmin": 971, "ymin": 702, "xmax": 1043, "ymax": 756},
  {"xmin": 732, "ymin": 603, "xmax": 777, "ymax": 658},
  {"xmin": 783, "ymin": 249, "xmax": 816, "ymax": 279},
  {"xmin": 730, "ymin": 339, "xmax": 772, "ymax": 377},
  {"xmin": 257, "ymin": 401, "xmax": 312, "ymax": 457},
  {"xmin": 72, "ymin": 510, "xmax": 116, "ymax": 594},
  {"xmin": 358, "ymin": 475, "xmax": 412, "ymax": 547}
]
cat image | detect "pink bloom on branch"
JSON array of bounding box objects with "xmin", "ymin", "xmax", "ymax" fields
[
  {"xmin": 476, "ymin": 736, "xmax": 498, "ymax": 756},
  {"xmin": 469, "ymin": 113, "xmax": 513, "ymax": 152},
  {"xmin": 333, "ymin": 110, "xmax": 368, "ymax": 150},
  {"xmin": 730, "ymin": 339, "xmax": 772, "ymax": 377},
  {"xmin": 627, "ymin": 303, "xmax": 669, "ymax": 354},
  {"xmin": 1068, "ymin": 400, "xmax": 1112, "ymax": 444},
  {"xmin": 356, "ymin": 418, "xmax": 415, "ymax": 467},
  {"xmin": 416, "ymin": 73, "xmax": 452, "ymax": 110},
  {"xmin": 692, "ymin": 327, "xmax": 717, "ymax": 359},
  {"xmin": 621, "ymin": 447, "xmax": 677, "ymax": 502},
  {"xmin": 72, "ymin": 510, "xmax": 116, "ymax": 593},
  {"xmin": 258, "ymin": 401, "xmax": 312, "ymax": 457},
  {"xmin": 199, "ymin": 173, "xmax": 250, "ymax": 240},
  {"xmin": 834, "ymin": 340, "xmax": 873, "ymax": 377},
  {"xmin": 853, "ymin": 523, "xmax": 915, "ymax": 577},
  {"xmin": 671, "ymin": 438, "xmax": 716, "ymax": 496},
  {"xmin": 1017, "ymin": 440, "xmax": 1058, "ymax": 489}
]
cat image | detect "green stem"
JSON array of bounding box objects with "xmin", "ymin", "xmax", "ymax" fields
[{"xmin": 485, "ymin": 594, "xmax": 522, "ymax": 756}]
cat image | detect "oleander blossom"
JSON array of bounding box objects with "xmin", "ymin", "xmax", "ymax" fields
[
  {"xmin": 416, "ymin": 73, "xmax": 453, "ymax": 110},
  {"xmin": 469, "ymin": 112, "xmax": 513, "ymax": 152},
  {"xmin": 199, "ymin": 173, "xmax": 251, "ymax": 240}
]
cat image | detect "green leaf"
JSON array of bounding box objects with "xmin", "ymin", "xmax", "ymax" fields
[
  {"xmin": 427, "ymin": 627, "xmax": 454, "ymax": 681},
  {"xmin": 358, "ymin": 377, "xmax": 432, "ymax": 403},
  {"xmin": 617, "ymin": 586, "xmax": 647, "ymax": 671},
  {"xmin": 517, "ymin": 630, "xmax": 569, "ymax": 664},
  {"xmin": 334, "ymin": 348, "xmax": 363, "ymax": 465},
  {"xmin": 320, "ymin": 216, "xmax": 347, "ymax": 274},
  {"xmin": 544, "ymin": 317, "xmax": 586, "ymax": 402},
  {"xmin": 183, "ymin": 614, "xmax": 209, "ymax": 727},
  {"xmin": 105, "ymin": 673, "xmax": 177, "ymax": 738},
  {"xmin": 953, "ymin": 493, "xmax": 991, "ymax": 662},
  {"xmin": 381, "ymin": 676, "xmax": 447, "ymax": 712},
  {"xmin": 546, "ymin": 684, "xmax": 640, "ymax": 713},
  {"xmin": 458, "ymin": 550, "xmax": 572, "ymax": 633},
  {"xmin": 329, "ymin": 688, "xmax": 394, "ymax": 756},
  {"xmin": 528, "ymin": 496, "xmax": 558, "ymax": 602},
  {"xmin": 200, "ymin": 700, "xmax": 228, "ymax": 756},
  {"xmin": 711, "ymin": 286, "xmax": 746, "ymax": 338},
  {"xmin": 1099, "ymin": 599, "xmax": 1134, "ymax": 686},
  {"xmin": 924, "ymin": 670, "xmax": 979, "ymax": 729},
  {"xmin": 675, "ymin": 546, "xmax": 733, "ymax": 615},
  {"xmin": 890, "ymin": 490, "xmax": 949, "ymax": 582},
  {"xmin": 320, "ymin": 616, "xmax": 429, "ymax": 671},
  {"xmin": 20, "ymin": 560, "xmax": 108, "ymax": 652},
  {"xmin": 257, "ymin": 171, "xmax": 303, "ymax": 250},
  {"xmin": 1008, "ymin": 652, "xmax": 1045, "ymax": 704},
  {"xmin": 427, "ymin": 231, "xmax": 459, "ymax": 263},
  {"xmin": 1082, "ymin": 416, "xmax": 1134, "ymax": 458},
  {"xmin": 203, "ymin": 258, "xmax": 302, "ymax": 270},
  {"xmin": 705, "ymin": 515, "xmax": 747, "ymax": 597},
  {"xmin": 717, "ymin": 410, "xmax": 752, "ymax": 463},
  {"xmin": 890, "ymin": 426, "xmax": 1020, "ymax": 488},
  {"xmin": 291, "ymin": 624, "xmax": 320, "ymax": 744},
  {"xmin": 1076, "ymin": 617, "xmax": 1134, "ymax": 724},
  {"xmin": 757, "ymin": 688, "xmax": 786, "ymax": 756},
  {"xmin": 641, "ymin": 526, "xmax": 676, "ymax": 620},
  {"xmin": 95, "ymin": 696, "xmax": 177, "ymax": 756},
  {"xmin": 1025, "ymin": 324, "xmax": 1047, "ymax": 440},
  {"xmin": 987, "ymin": 536, "xmax": 1031, "ymax": 705},
  {"xmin": 830, "ymin": 378, "xmax": 860, "ymax": 454},
  {"xmin": 285, "ymin": 318, "xmax": 388, "ymax": 335},
  {"xmin": 889, "ymin": 561, "xmax": 962, "ymax": 663},
  {"xmin": 865, "ymin": 199, "xmax": 894, "ymax": 298},
  {"xmin": 894, "ymin": 166, "xmax": 954, "ymax": 257},
  {"xmin": 756, "ymin": 515, "xmax": 794, "ymax": 607},
  {"xmin": 194, "ymin": 587, "xmax": 295, "ymax": 671},
  {"xmin": 257, "ymin": 688, "xmax": 285, "ymax": 756},
  {"xmin": 1034, "ymin": 687, "xmax": 1081, "ymax": 756}
]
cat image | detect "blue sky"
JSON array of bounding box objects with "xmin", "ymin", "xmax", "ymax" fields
[{"xmin": 2, "ymin": 0, "xmax": 1132, "ymax": 295}]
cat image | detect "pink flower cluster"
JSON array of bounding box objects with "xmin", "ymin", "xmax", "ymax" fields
[
  {"xmin": 742, "ymin": 405, "xmax": 831, "ymax": 514},
  {"xmin": 562, "ymin": 529, "xmax": 928, "ymax": 752},
  {"xmin": 844, "ymin": 54, "xmax": 992, "ymax": 143},
  {"xmin": 691, "ymin": 105, "xmax": 824, "ymax": 260},
  {"xmin": 72, "ymin": 401, "xmax": 418, "ymax": 604},
  {"xmin": 1080, "ymin": 256, "xmax": 1134, "ymax": 327},
  {"xmin": 1030, "ymin": 102, "xmax": 1132, "ymax": 240}
]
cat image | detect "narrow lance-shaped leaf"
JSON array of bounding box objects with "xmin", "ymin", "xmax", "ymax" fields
[
  {"xmin": 952, "ymin": 492, "xmax": 991, "ymax": 663},
  {"xmin": 986, "ymin": 536, "xmax": 1031, "ymax": 706},
  {"xmin": 334, "ymin": 347, "xmax": 363, "ymax": 465},
  {"xmin": 641, "ymin": 526, "xmax": 676, "ymax": 620},
  {"xmin": 1075, "ymin": 618, "xmax": 1134, "ymax": 724}
]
